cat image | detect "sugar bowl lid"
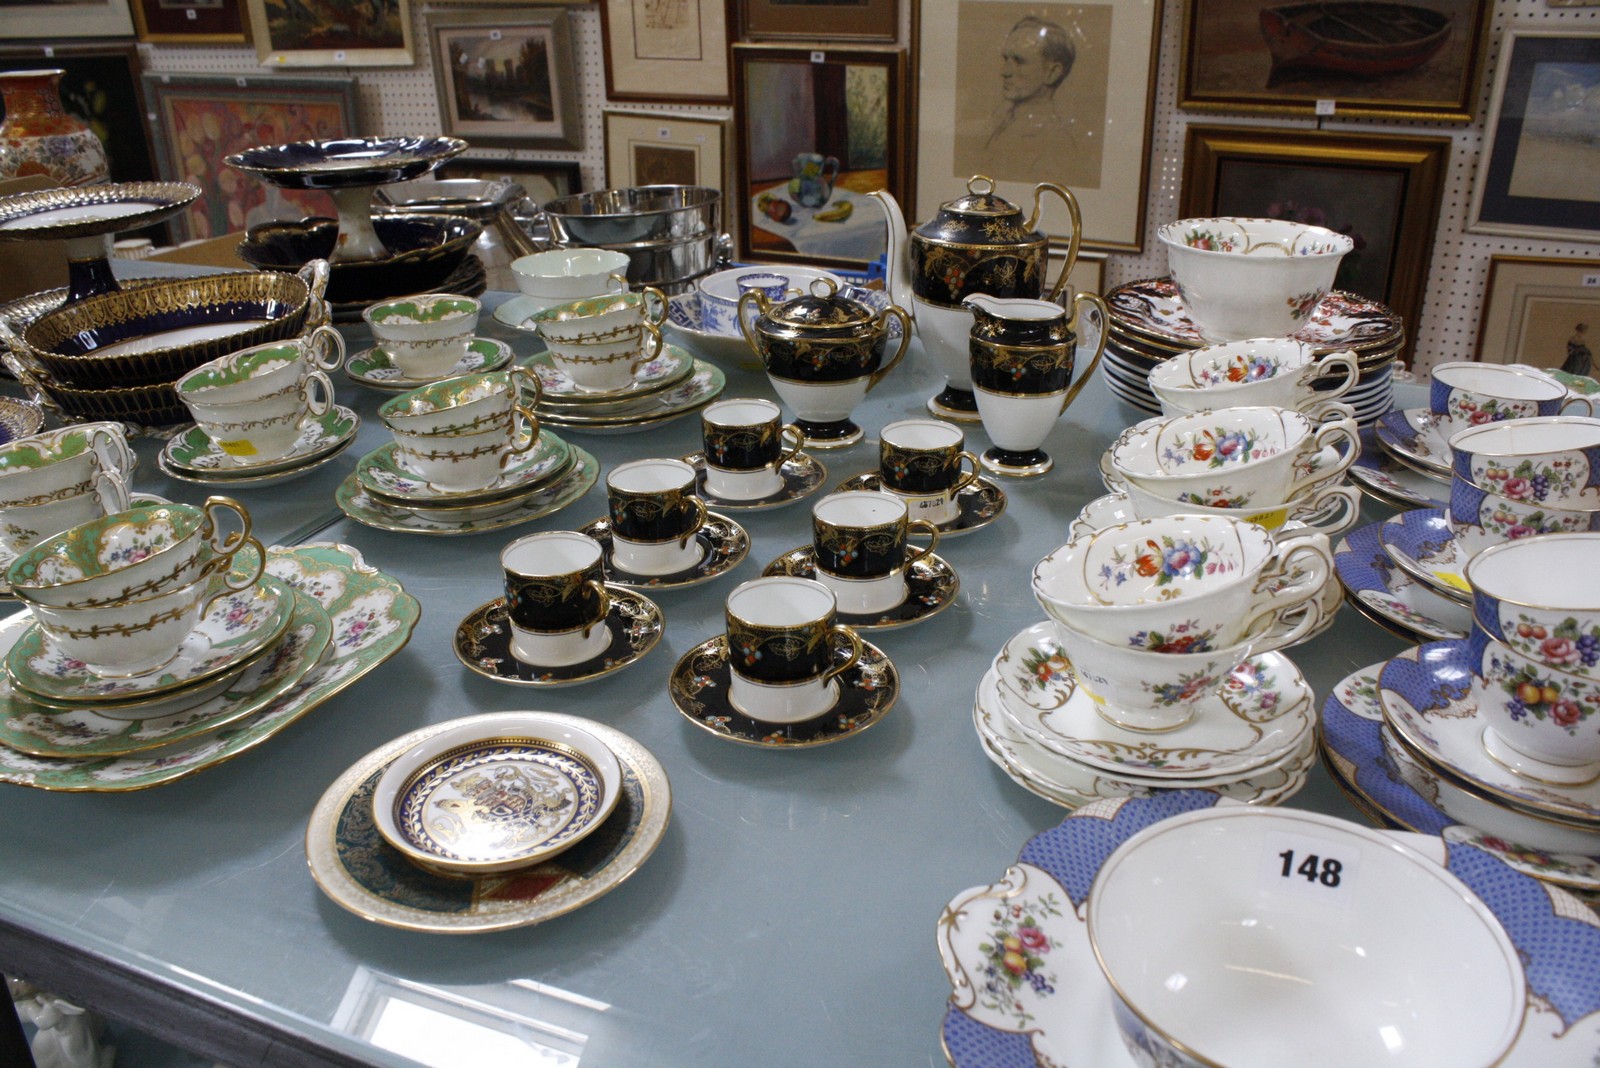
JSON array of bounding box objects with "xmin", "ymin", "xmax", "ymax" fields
[{"xmin": 752, "ymin": 277, "xmax": 878, "ymax": 337}]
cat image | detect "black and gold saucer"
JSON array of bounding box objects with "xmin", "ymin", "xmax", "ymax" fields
[
  {"xmin": 761, "ymin": 546, "xmax": 960, "ymax": 630},
  {"xmin": 834, "ymin": 471, "xmax": 1008, "ymax": 537},
  {"xmin": 669, "ymin": 634, "xmax": 898, "ymax": 748},
  {"xmin": 578, "ymin": 513, "xmax": 749, "ymax": 589},
  {"xmin": 453, "ymin": 587, "xmax": 663, "ymax": 687},
  {"xmin": 682, "ymin": 451, "xmax": 828, "ymax": 511}
]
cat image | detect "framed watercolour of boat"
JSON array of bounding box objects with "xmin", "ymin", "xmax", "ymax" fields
[{"xmin": 1178, "ymin": 0, "xmax": 1492, "ymax": 121}]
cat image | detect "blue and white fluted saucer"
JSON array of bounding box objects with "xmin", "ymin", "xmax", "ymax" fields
[
  {"xmin": 1379, "ymin": 506, "xmax": 1470, "ymax": 604},
  {"xmin": 1374, "ymin": 407, "xmax": 1452, "ymax": 480}
]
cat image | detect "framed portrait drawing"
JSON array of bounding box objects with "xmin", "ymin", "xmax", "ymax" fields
[
  {"xmin": 732, "ymin": 44, "xmax": 907, "ymax": 269},
  {"xmin": 132, "ymin": 0, "xmax": 249, "ymax": 43},
  {"xmin": 600, "ymin": 0, "xmax": 729, "ymax": 103},
  {"xmin": 5, "ymin": 0, "xmax": 134, "ymax": 38},
  {"xmin": 1477, "ymin": 256, "xmax": 1600, "ymax": 377},
  {"xmin": 737, "ymin": 0, "xmax": 897, "ymax": 41},
  {"xmin": 1469, "ymin": 28, "xmax": 1600, "ymax": 243},
  {"xmin": 1180, "ymin": 125, "xmax": 1450, "ymax": 363},
  {"xmin": 143, "ymin": 73, "xmax": 357, "ymax": 241},
  {"xmin": 916, "ymin": 0, "xmax": 1160, "ymax": 253},
  {"xmin": 435, "ymin": 156, "xmax": 584, "ymax": 206},
  {"xmin": 604, "ymin": 111, "xmax": 726, "ymax": 193},
  {"xmin": 428, "ymin": 8, "xmax": 581, "ymax": 150},
  {"xmin": 246, "ymin": 0, "xmax": 412, "ymax": 65},
  {"xmin": 1179, "ymin": 0, "xmax": 1491, "ymax": 121}
]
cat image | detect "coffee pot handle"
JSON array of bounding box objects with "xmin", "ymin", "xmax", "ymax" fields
[
  {"xmin": 1057, "ymin": 292, "xmax": 1108, "ymax": 415},
  {"xmin": 868, "ymin": 304, "xmax": 914, "ymax": 391},
  {"xmin": 1030, "ymin": 182, "xmax": 1083, "ymax": 302}
]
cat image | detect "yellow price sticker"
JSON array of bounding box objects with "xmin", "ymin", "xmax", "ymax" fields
[
  {"xmin": 1245, "ymin": 508, "xmax": 1289, "ymax": 530},
  {"xmin": 1433, "ymin": 570, "xmax": 1471, "ymax": 593},
  {"xmin": 217, "ymin": 439, "xmax": 258, "ymax": 458}
]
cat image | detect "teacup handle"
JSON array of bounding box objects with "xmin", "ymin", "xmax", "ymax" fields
[
  {"xmin": 905, "ymin": 519, "xmax": 941, "ymax": 568},
  {"xmin": 199, "ymin": 495, "xmax": 254, "ymax": 561},
  {"xmin": 606, "ymin": 272, "xmax": 630, "ymax": 295},
  {"xmin": 1304, "ymin": 349, "xmax": 1359, "ymax": 402},
  {"xmin": 1058, "ymin": 292, "xmax": 1109, "ymax": 414},
  {"xmin": 1287, "ymin": 415, "xmax": 1359, "ymax": 497},
  {"xmin": 677, "ymin": 496, "xmax": 709, "ymax": 549},
  {"xmin": 506, "ymin": 403, "xmax": 542, "ymax": 457},
  {"xmin": 200, "ymin": 535, "xmax": 267, "ymax": 599},
  {"xmin": 89, "ymin": 469, "xmax": 130, "ymax": 514},
  {"xmin": 639, "ymin": 285, "xmax": 668, "ymax": 329},
  {"xmin": 579, "ymin": 580, "xmax": 611, "ymax": 640},
  {"xmin": 1289, "ymin": 484, "xmax": 1361, "ymax": 539},
  {"xmin": 1242, "ymin": 533, "xmax": 1332, "ymax": 639},
  {"xmin": 299, "ymin": 370, "xmax": 333, "ymax": 418},
  {"xmin": 776, "ymin": 424, "xmax": 805, "ymax": 468},
  {"xmin": 1302, "ymin": 399, "xmax": 1357, "ymax": 423},
  {"xmin": 84, "ymin": 422, "xmax": 135, "ymax": 478},
  {"xmin": 819, "ymin": 623, "xmax": 863, "ymax": 687},
  {"xmin": 949, "ymin": 451, "xmax": 981, "ymax": 497},
  {"xmin": 1562, "ymin": 394, "xmax": 1596, "ymax": 418},
  {"xmin": 508, "ymin": 365, "xmax": 544, "ymax": 410},
  {"xmin": 634, "ymin": 321, "xmax": 665, "ymax": 369},
  {"xmin": 305, "ymin": 324, "xmax": 346, "ymax": 371}
]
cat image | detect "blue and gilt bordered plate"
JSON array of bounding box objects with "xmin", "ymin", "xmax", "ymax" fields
[
  {"xmin": 1379, "ymin": 506, "xmax": 1470, "ymax": 604},
  {"xmin": 1374, "ymin": 407, "xmax": 1452, "ymax": 480},
  {"xmin": 1348, "ymin": 426, "xmax": 1447, "ymax": 511},
  {"xmin": 1334, "ymin": 519, "xmax": 1471, "ymax": 643}
]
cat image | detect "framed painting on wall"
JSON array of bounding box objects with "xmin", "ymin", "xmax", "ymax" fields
[
  {"xmin": 736, "ymin": 0, "xmax": 898, "ymax": 41},
  {"xmin": 428, "ymin": 8, "xmax": 581, "ymax": 150},
  {"xmin": 435, "ymin": 155, "xmax": 584, "ymax": 205},
  {"xmin": 1180, "ymin": 125, "xmax": 1449, "ymax": 362},
  {"xmin": 142, "ymin": 73, "xmax": 357, "ymax": 241},
  {"xmin": 1469, "ymin": 27, "xmax": 1600, "ymax": 243},
  {"xmin": 245, "ymin": 0, "xmax": 412, "ymax": 65},
  {"xmin": 5, "ymin": 0, "xmax": 134, "ymax": 38},
  {"xmin": 1178, "ymin": 0, "xmax": 1491, "ymax": 121},
  {"xmin": 915, "ymin": 0, "xmax": 1160, "ymax": 253},
  {"xmin": 1477, "ymin": 256, "xmax": 1600, "ymax": 377},
  {"xmin": 131, "ymin": 0, "xmax": 249, "ymax": 44},
  {"xmin": 732, "ymin": 44, "xmax": 907, "ymax": 269},
  {"xmin": 604, "ymin": 111, "xmax": 726, "ymax": 193},
  {"xmin": 600, "ymin": 0, "xmax": 730, "ymax": 103}
]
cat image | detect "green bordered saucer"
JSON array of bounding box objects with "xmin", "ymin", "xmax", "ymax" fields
[
  {"xmin": 305, "ymin": 713, "xmax": 671, "ymax": 933},
  {"xmin": 761, "ymin": 546, "xmax": 960, "ymax": 630},
  {"xmin": 0, "ymin": 589, "xmax": 332, "ymax": 758},
  {"xmin": 669, "ymin": 634, "xmax": 898, "ymax": 748},
  {"xmin": 161, "ymin": 405, "xmax": 361, "ymax": 479},
  {"xmin": 355, "ymin": 428, "xmax": 571, "ymax": 506},
  {"xmin": 453, "ymin": 587, "xmax": 663, "ymax": 688},
  {"xmin": 8, "ymin": 575, "xmax": 296, "ymax": 705},
  {"xmin": 335, "ymin": 446, "xmax": 599, "ymax": 536},
  {"xmin": 834, "ymin": 471, "xmax": 1008, "ymax": 538},
  {"xmin": 577, "ymin": 513, "xmax": 749, "ymax": 590},
  {"xmin": 683, "ymin": 451, "xmax": 828, "ymax": 511},
  {"xmin": 525, "ymin": 344, "xmax": 694, "ymax": 405},
  {"xmin": 344, "ymin": 337, "xmax": 513, "ymax": 390}
]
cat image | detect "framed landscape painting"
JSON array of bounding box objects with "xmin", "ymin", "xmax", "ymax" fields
[
  {"xmin": 1477, "ymin": 255, "xmax": 1600, "ymax": 376},
  {"xmin": 132, "ymin": 0, "xmax": 249, "ymax": 43},
  {"xmin": 247, "ymin": 0, "xmax": 412, "ymax": 65},
  {"xmin": 1179, "ymin": 0, "xmax": 1491, "ymax": 121},
  {"xmin": 429, "ymin": 8, "xmax": 581, "ymax": 150},
  {"xmin": 604, "ymin": 111, "xmax": 726, "ymax": 193}
]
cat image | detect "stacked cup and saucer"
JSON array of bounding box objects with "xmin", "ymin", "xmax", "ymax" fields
[
  {"xmin": 337, "ymin": 367, "xmax": 599, "ymax": 536},
  {"xmin": 578, "ymin": 457, "xmax": 750, "ymax": 589},
  {"xmin": 835, "ymin": 417, "xmax": 1008, "ymax": 537},
  {"xmin": 682, "ymin": 396, "xmax": 827, "ymax": 511},
  {"xmin": 455, "ymin": 529, "xmax": 663, "ymax": 687},
  {"xmin": 160, "ymin": 325, "xmax": 360, "ymax": 488},
  {"xmin": 974, "ymin": 515, "xmax": 1334, "ymax": 807},
  {"xmin": 348, "ymin": 292, "xmax": 511, "ymax": 390},
  {"xmin": 670, "ymin": 575, "xmax": 900, "ymax": 747}
]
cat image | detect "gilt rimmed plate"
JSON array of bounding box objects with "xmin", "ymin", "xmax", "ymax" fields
[
  {"xmin": 306, "ymin": 712, "xmax": 668, "ymax": 933},
  {"xmin": 1104, "ymin": 277, "xmax": 1404, "ymax": 352},
  {"xmin": 683, "ymin": 451, "xmax": 828, "ymax": 511},
  {"xmin": 524, "ymin": 345, "xmax": 693, "ymax": 404},
  {"xmin": 354, "ymin": 429, "xmax": 571, "ymax": 505},
  {"xmin": 1379, "ymin": 506, "xmax": 1470, "ymax": 603},
  {"xmin": 335, "ymin": 447, "xmax": 598, "ymax": 536},
  {"xmin": 0, "ymin": 182, "xmax": 200, "ymax": 242},
  {"xmin": 833, "ymin": 472, "xmax": 1008, "ymax": 538},
  {"xmin": 937, "ymin": 791, "xmax": 1600, "ymax": 1068},
  {"xmin": 0, "ymin": 589, "xmax": 332, "ymax": 758},
  {"xmin": 7, "ymin": 575, "xmax": 295, "ymax": 704},
  {"xmin": 669, "ymin": 633, "xmax": 898, "ymax": 748},
  {"xmin": 1349, "ymin": 426, "xmax": 1447, "ymax": 510},
  {"xmin": 343, "ymin": 337, "xmax": 512, "ymax": 389},
  {"xmin": 0, "ymin": 543, "xmax": 420, "ymax": 792},
  {"xmin": 760, "ymin": 546, "xmax": 959, "ymax": 630},
  {"xmin": 535, "ymin": 361, "xmax": 725, "ymax": 431},
  {"xmin": 1334, "ymin": 519, "xmax": 1471, "ymax": 643},
  {"xmin": 1375, "ymin": 407, "xmax": 1452, "ymax": 480},
  {"xmin": 992, "ymin": 620, "xmax": 1313, "ymax": 778},
  {"xmin": 578, "ymin": 513, "xmax": 748, "ymax": 589},
  {"xmin": 453, "ymin": 589, "xmax": 664, "ymax": 688},
  {"xmin": 161, "ymin": 405, "xmax": 361, "ymax": 478}
]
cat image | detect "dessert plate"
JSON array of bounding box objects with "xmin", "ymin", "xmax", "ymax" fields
[
  {"xmin": 1334, "ymin": 519, "xmax": 1472, "ymax": 642},
  {"xmin": 761, "ymin": 546, "xmax": 960, "ymax": 630},
  {"xmin": 1379, "ymin": 640, "xmax": 1600, "ymax": 827},
  {"xmin": 992, "ymin": 621, "xmax": 1314, "ymax": 778},
  {"xmin": 535, "ymin": 360, "xmax": 725, "ymax": 432},
  {"xmin": 0, "ymin": 543, "xmax": 420, "ymax": 792},
  {"xmin": 161, "ymin": 405, "xmax": 360, "ymax": 478},
  {"xmin": 306, "ymin": 712, "xmax": 670, "ymax": 933},
  {"xmin": 833, "ymin": 472, "xmax": 1008, "ymax": 538},
  {"xmin": 937, "ymin": 791, "xmax": 1600, "ymax": 1068},
  {"xmin": 578, "ymin": 513, "xmax": 749, "ymax": 590},
  {"xmin": 335, "ymin": 447, "xmax": 598, "ymax": 536},
  {"xmin": 524, "ymin": 345, "xmax": 693, "ymax": 404},
  {"xmin": 343, "ymin": 337, "xmax": 512, "ymax": 389},
  {"xmin": 0, "ymin": 590, "xmax": 331, "ymax": 758},
  {"xmin": 453, "ymin": 589, "xmax": 664, "ymax": 688},
  {"xmin": 1379, "ymin": 506, "xmax": 1470, "ymax": 603},
  {"xmin": 1349, "ymin": 426, "xmax": 1447, "ymax": 510},
  {"xmin": 669, "ymin": 633, "xmax": 898, "ymax": 748},
  {"xmin": 7, "ymin": 575, "xmax": 294, "ymax": 704},
  {"xmin": 1374, "ymin": 407, "xmax": 1452, "ymax": 480},
  {"xmin": 684, "ymin": 451, "xmax": 828, "ymax": 511},
  {"xmin": 355, "ymin": 429, "xmax": 571, "ymax": 505},
  {"xmin": 1105, "ymin": 277, "xmax": 1404, "ymax": 351},
  {"xmin": 1069, "ymin": 492, "xmax": 1139, "ymax": 540}
]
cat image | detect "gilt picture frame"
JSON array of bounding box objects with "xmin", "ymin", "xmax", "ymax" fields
[
  {"xmin": 131, "ymin": 0, "xmax": 249, "ymax": 44},
  {"xmin": 604, "ymin": 111, "xmax": 727, "ymax": 193},
  {"xmin": 245, "ymin": 0, "xmax": 413, "ymax": 65},
  {"xmin": 1477, "ymin": 255, "xmax": 1600, "ymax": 377},
  {"xmin": 427, "ymin": 8, "xmax": 581, "ymax": 151}
]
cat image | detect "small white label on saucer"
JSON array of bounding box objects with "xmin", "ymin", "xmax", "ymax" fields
[
  {"xmin": 1262, "ymin": 830, "xmax": 1358, "ymax": 906},
  {"xmin": 904, "ymin": 491, "xmax": 948, "ymax": 516}
]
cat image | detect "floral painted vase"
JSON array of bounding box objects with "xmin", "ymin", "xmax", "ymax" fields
[{"xmin": 0, "ymin": 70, "xmax": 110, "ymax": 189}]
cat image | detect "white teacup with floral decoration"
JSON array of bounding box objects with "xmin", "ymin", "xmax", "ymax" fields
[{"xmin": 1147, "ymin": 338, "xmax": 1359, "ymax": 418}]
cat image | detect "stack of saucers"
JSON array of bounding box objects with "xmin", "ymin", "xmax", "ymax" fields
[
  {"xmin": 1101, "ymin": 277, "xmax": 1403, "ymax": 423},
  {"xmin": 526, "ymin": 343, "xmax": 727, "ymax": 435}
]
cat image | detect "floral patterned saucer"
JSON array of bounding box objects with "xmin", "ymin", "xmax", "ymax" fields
[
  {"xmin": 160, "ymin": 406, "xmax": 361, "ymax": 482},
  {"xmin": 335, "ymin": 447, "xmax": 598, "ymax": 536},
  {"xmin": 535, "ymin": 361, "xmax": 726, "ymax": 434},
  {"xmin": 305, "ymin": 712, "xmax": 670, "ymax": 933},
  {"xmin": 1105, "ymin": 277, "xmax": 1405, "ymax": 352},
  {"xmin": 1322, "ymin": 665, "xmax": 1600, "ymax": 892},
  {"xmin": 343, "ymin": 337, "xmax": 512, "ymax": 389},
  {"xmin": 1378, "ymin": 506, "xmax": 1470, "ymax": 603},
  {"xmin": 669, "ymin": 633, "xmax": 898, "ymax": 748},
  {"xmin": 761, "ymin": 546, "xmax": 960, "ymax": 630},
  {"xmin": 990, "ymin": 621, "xmax": 1313, "ymax": 779},
  {"xmin": 453, "ymin": 588, "xmax": 664, "ymax": 688},
  {"xmin": 0, "ymin": 589, "xmax": 331, "ymax": 758},
  {"xmin": 1349, "ymin": 426, "xmax": 1447, "ymax": 510},
  {"xmin": 937, "ymin": 791, "xmax": 1600, "ymax": 1068},
  {"xmin": 834, "ymin": 472, "xmax": 1008, "ymax": 538},
  {"xmin": 577, "ymin": 513, "xmax": 749, "ymax": 590},
  {"xmin": 683, "ymin": 451, "xmax": 828, "ymax": 511},
  {"xmin": 524, "ymin": 345, "xmax": 693, "ymax": 405},
  {"xmin": 1374, "ymin": 407, "xmax": 1452, "ymax": 480},
  {"xmin": 354, "ymin": 429, "xmax": 571, "ymax": 506},
  {"xmin": 7, "ymin": 576, "xmax": 295, "ymax": 705},
  {"xmin": 1334, "ymin": 519, "xmax": 1471, "ymax": 643}
]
